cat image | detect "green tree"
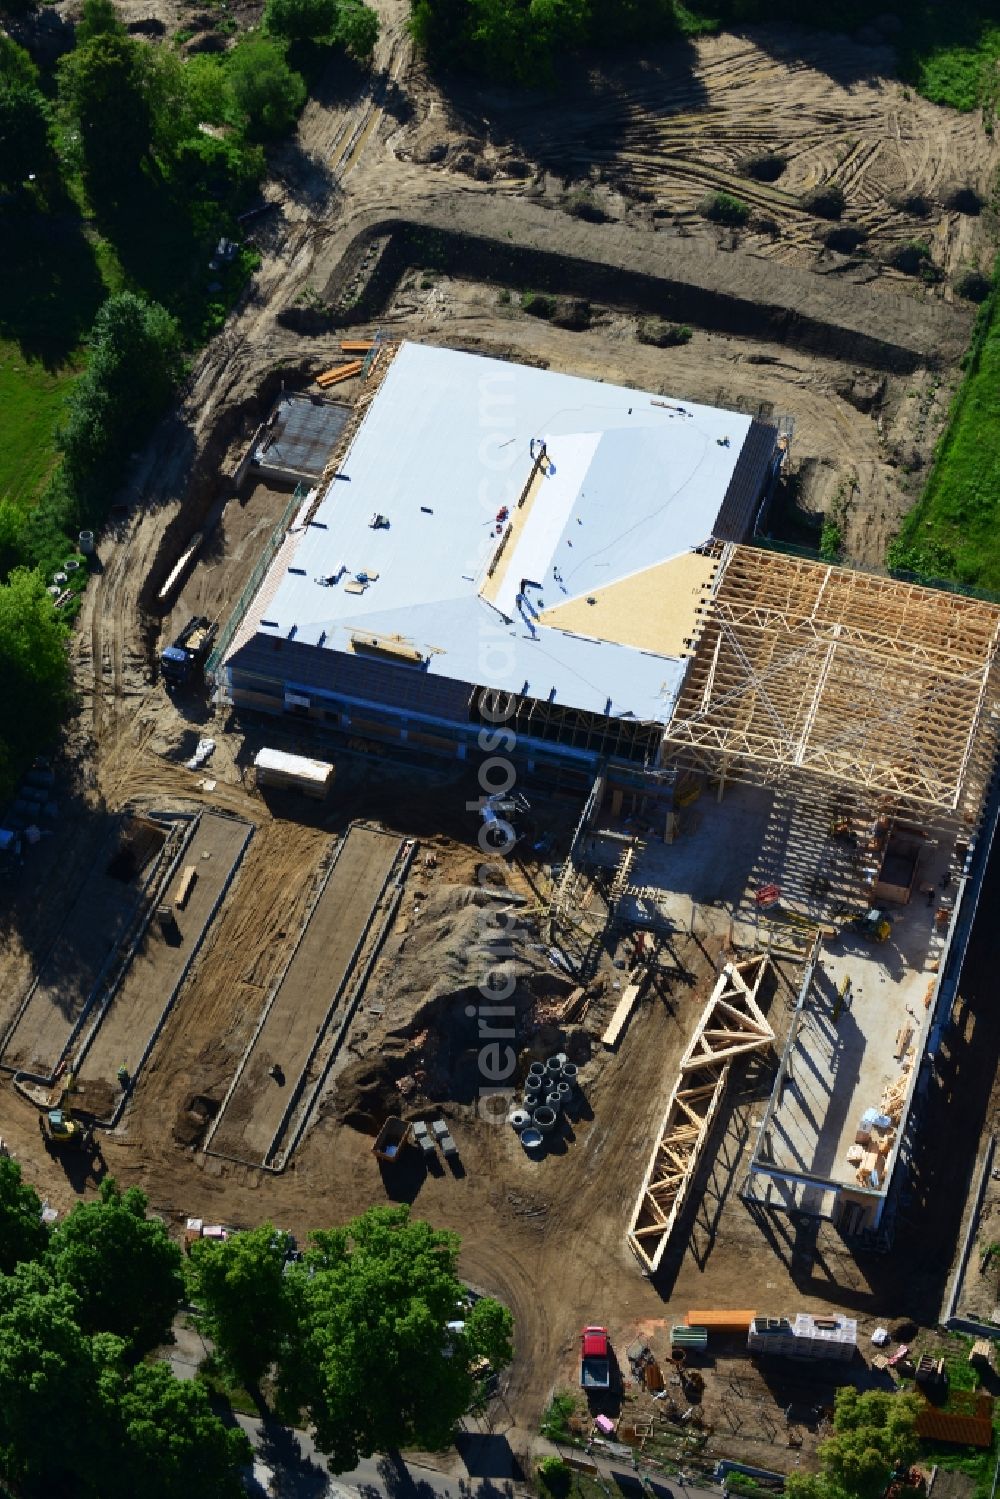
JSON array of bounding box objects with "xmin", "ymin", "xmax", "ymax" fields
[
  {"xmin": 59, "ymin": 291, "xmax": 183, "ymax": 509},
  {"xmin": 187, "ymin": 1222, "xmax": 296, "ymax": 1388},
  {"xmin": 280, "ymin": 1206, "xmax": 511, "ymax": 1472},
  {"xmin": 48, "ymin": 1178, "xmax": 185, "ymax": 1355},
  {"xmin": 0, "ymin": 1157, "xmax": 48, "ymax": 1274},
  {"xmin": 335, "ymin": 0, "xmax": 379, "ymax": 57},
  {"xmin": 58, "ymin": 32, "xmax": 154, "ymax": 205},
  {"xmin": 113, "ymin": 1362, "xmax": 251, "ymax": 1499},
  {"xmin": 226, "ymin": 36, "xmax": 307, "ymax": 140},
  {"xmin": 785, "ymin": 1388, "xmax": 922, "ymax": 1499},
  {"xmin": 265, "ymin": 0, "xmax": 341, "ymax": 43},
  {"xmin": 463, "ymin": 1294, "xmax": 514, "ymax": 1370},
  {"xmin": 0, "ymin": 1261, "xmax": 120, "ymax": 1494},
  {"xmin": 0, "ymin": 80, "xmax": 54, "ymax": 191},
  {"xmin": 0, "ymin": 569, "xmax": 70, "ymax": 801},
  {"xmin": 0, "ymin": 33, "xmax": 40, "ymax": 87},
  {"xmin": 75, "ymin": 0, "xmax": 126, "ymax": 44}
]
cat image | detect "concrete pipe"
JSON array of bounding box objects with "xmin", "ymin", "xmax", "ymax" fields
[
  {"xmin": 509, "ymin": 1108, "xmax": 531, "ymax": 1132},
  {"xmin": 528, "ymin": 1061, "xmax": 547, "ymax": 1078},
  {"xmin": 545, "ymin": 1055, "xmax": 563, "ymax": 1078},
  {"xmin": 555, "ymin": 1081, "xmax": 572, "ymax": 1103},
  {"xmin": 521, "ymin": 1127, "xmax": 544, "ymax": 1151},
  {"xmin": 555, "ymin": 1052, "xmax": 568, "ymax": 1069},
  {"xmin": 545, "ymin": 1091, "xmax": 563, "ymax": 1114},
  {"xmin": 532, "ymin": 1106, "xmax": 557, "ymax": 1134},
  {"xmin": 561, "ymin": 1062, "xmax": 579, "ymax": 1089}
]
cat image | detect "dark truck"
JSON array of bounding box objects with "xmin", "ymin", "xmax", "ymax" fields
[
  {"xmin": 580, "ymin": 1326, "xmax": 612, "ymax": 1389},
  {"xmin": 160, "ymin": 616, "xmax": 217, "ymax": 689}
]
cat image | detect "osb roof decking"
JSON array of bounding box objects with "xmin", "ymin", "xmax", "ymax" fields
[{"xmin": 663, "ymin": 546, "xmax": 1000, "ymax": 827}]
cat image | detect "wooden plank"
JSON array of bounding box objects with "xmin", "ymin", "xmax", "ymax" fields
[
  {"xmin": 174, "ymin": 864, "xmax": 198, "ymax": 910},
  {"xmin": 602, "ymin": 984, "xmax": 642, "ymax": 1049},
  {"xmin": 316, "ymin": 361, "xmax": 363, "ymax": 387},
  {"xmin": 340, "ymin": 340, "xmax": 373, "ymax": 352}
]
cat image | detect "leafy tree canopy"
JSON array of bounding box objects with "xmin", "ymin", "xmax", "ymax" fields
[
  {"xmin": 48, "ymin": 1178, "xmax": 186, "ymax": 1356},
  {"xmin": 0, "ymin": 1261, "xmax": 120, "ymax": 1494},
  {"xmin": 113, "ymin": 1361, "xmax": 251, "ymax": 1499},
  {"xmin": 58, "ymin": 291, "xmax": 183, "ymax": 511},
  {"xmin": 58, "ymin": 30, "xmax": 155, "ymax": 203},
  {"xmin": 226, "ymin": 36, "xmax": 307, "ymax": 140},
  {"xmin": 0, "ymin": 78, "xmax": 54, "ymax": 192},
  {"xmin": 278, "ymin": 1206, "xmax": 512, "ymax": 1472},
  {"xmin": 786, "ymin": 1388, "xmax": 922, "ymax": 1499},
  {"xmin": 187, "ymin": 1222, "xmax": 296, "ymax": 1387},
  {"xmin": 0, "ymin": 33, "xmax": 39, "ymax": 86},
  {"xmin": 0, "ymin": 1157, "xmax": 48, "ymax": 1275},
  {"xmin": 75, "ymin": 0, "xmax": 126, "ymax": 45},
  {"xmin": 0, "ymin": 568, "xmax": 70, "ymax": 802}
]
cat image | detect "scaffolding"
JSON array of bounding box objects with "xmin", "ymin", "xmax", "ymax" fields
[
  {"xmin": 627, "ymin": 955, "xmax": 775, "ymax": 1274},
  {"xmin": 662, "ymin": 545, "xmax": 1000, "ymax": 830}
]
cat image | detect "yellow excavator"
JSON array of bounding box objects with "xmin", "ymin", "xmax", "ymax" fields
[{"xmin": 16, "ymin": 1069, "xmax": 96, "ymax": 1156}]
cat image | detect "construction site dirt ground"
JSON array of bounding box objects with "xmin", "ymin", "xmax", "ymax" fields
[{"xmin": 3, "ymin": 3, "xmax": 1000, "ymax": 1474}]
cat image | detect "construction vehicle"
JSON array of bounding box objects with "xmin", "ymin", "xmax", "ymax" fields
[
  {"xmin": 580, "ymin": 1326, "xmax": 612, "ymax": 1390},
  {"xmin": 159, "ymin": 616, "xmax": 217, "ymax": 690},
  {"xmin": 851, "ymin": 907, "xmax": 892, "ymax": 943},
  {"xmin": 38, "ymin": 1108, "xmax": 94, "ymax": 1155}
]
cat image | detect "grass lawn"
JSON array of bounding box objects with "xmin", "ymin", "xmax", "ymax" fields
[
  {"xmin": 888, "ymin": 270, "xmax": 1000, "ymax": 590},
  {"xmin": 0, "ymin": 343, "xmax": 80, "ymax": 508}
]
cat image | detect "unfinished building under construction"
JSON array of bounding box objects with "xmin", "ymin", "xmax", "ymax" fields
[{"xmin": 218, "ymin": 337, "xmax": 1000, "ymax": 1258}]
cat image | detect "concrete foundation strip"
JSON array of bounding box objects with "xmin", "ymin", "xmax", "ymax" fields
[
  {"xmin": 68, "ymin": 813, "xmax": 201, "ymax": 1085},
  {"xmin": 200, "ymin": 831, "xmax": 349, "ymax": 1157},
  {"xmin": 0, "ymin": 810, "xmax": 193, "ymax": 1080},
  {"xmin": 100, "ymin": 812, "xmax": 255, "ymax": 1130},
  {"xmin": 270, "ymin": 836, "xmax": 416, "ymax": 1170}
]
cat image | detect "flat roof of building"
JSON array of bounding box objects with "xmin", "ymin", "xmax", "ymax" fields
[{"xmin": 230, "ymin": 342, "xmax": 774, "ymax": 723}]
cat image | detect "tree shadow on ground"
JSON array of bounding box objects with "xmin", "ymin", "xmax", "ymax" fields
[{"xmin": 0, "ymin": 200, "xmax": 107, "ymax": 367}]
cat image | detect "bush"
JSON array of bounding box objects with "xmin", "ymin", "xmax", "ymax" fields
[
  {"xmin": 888, "ymin": 239, "xmax": 937, "ymax": 277},
  {"xmin": 802, "ymin": 182, "xmax": 846, "ymax": 220},
  {"xmin": 637, "ymin": 318, "xmax": 693, "ymax": 347},
  {"xmin": 563, "ymin": 188, "xmax": 607, "ymax": 222},
  {"xmin": 955, "ymin": 268, "xmax": 992, "ymax": 302},
  {"xmin": 819, "ymin": 520, "xmax": 842, "ymax": 560},
  {"xmin": 944, "ymin": 185, "xmax": 983, "ymax": 215},
  {"xmin": 699, "ymin": 190, "xmax": 750, "ymax": 227},
  {"xmin": 889, "ymin": 190, "xmax": 931, "ymax": 217},
  {"xmin": 823, "ymin": 223, "xmax": 868, "ymax": 253},
  {"xmin": 520, "ymin": 291, "xmax": 556, "ymax": 319},
  {"xmin": 540, "ymin": 1390, "xmax": 576, "ymax": 1442},
  {"xmin": 742, "ymin": 151, "xmax": 786, "ymax": 182},
  {"xmin": 538, "ymin": 1457, "xmax": 572, "ymax": 1497}
]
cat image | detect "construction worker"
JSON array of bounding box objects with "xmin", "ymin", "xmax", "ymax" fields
[{"xmin": 117, "ymin": 1063, "xmax": 130, "ymax": 1090}]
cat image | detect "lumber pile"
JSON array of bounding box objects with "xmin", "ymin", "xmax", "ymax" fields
[
  {"xmin": 315, "ymin": 360, "xmax": 363, "ymax": 388},
  {"xmin": 341, "ymin": 339, "xmax": 373, "ymax": 353}
]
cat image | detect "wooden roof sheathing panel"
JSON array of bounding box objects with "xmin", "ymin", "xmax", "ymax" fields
[
  {"xmin": 662, "ymin": 545, "xmax": 1000, "ymax": 827},
  {"xmin": 538, "ymin": 550, "xmax": 719, "ymax": 655}
]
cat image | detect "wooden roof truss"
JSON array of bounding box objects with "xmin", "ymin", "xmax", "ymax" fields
[
  {"xmin": 627, "ymin": 955, "xmax": 775, "ymax": 1274},
  {"xmin": 662, "ymin": 547, "xmax": 1000, "ymax": 828}
]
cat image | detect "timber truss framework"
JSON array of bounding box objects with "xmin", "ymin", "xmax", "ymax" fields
[
  {"xmin": 662, "ymin": 546, "xmax": 1000, "ymax": 829},
  {"xmin": 627, "ymin": 955, "xmax": 774, "ymax": 1275}
]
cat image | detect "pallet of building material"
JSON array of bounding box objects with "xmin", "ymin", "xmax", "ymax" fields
[
  {"xmin": 685, "ymin": 1309, "xmax": 756, "ymax": 1332},
  {"xmin": 315, "ymin": 360, "xmax": 363, "ymax": 387},
  {"xmin": 602, "ymin": 984, "xmax": 641, "ymax": 1049},
  {"xmin": 173, "ymin": 864, "xmax": 198, "ymax": 909}
]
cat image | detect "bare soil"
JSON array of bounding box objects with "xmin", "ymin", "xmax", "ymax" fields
[{"xmin": 1, "ymin": 6, "xmax": 999, "ymax": 1470}]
